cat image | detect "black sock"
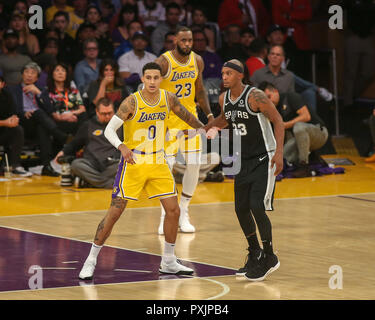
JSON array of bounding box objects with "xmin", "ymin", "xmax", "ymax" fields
[
  {"xmin": 251, "ymin": 208, "xmax": 274, "ymax": 255},
  {"xmin": 246, "ymin": 232, "xmax": 261, "ymax": 254},
  {"xmin": 262, "ymin": 239, "xmax": 274, "ymax": 255}
]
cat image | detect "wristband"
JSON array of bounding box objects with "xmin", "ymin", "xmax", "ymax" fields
[{"xmin": 207, "ymin": 113, "xmax": 214, "ymax": 118}]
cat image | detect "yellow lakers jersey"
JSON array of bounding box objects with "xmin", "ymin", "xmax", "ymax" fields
[
  {"xmin": 123, "ymin": 89, "xmax": 169, "ymax": 162},
  {"xmin": 160, "ymin": 50, "xmax": 198, "ymax": 130}
]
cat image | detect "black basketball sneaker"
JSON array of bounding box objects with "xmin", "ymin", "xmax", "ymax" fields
[
  {"xmin": 236, "ymin": 247, "xmax": 262, "ymax": 276},
  {"xmin": 244, "ymin": 250, "xmax": 280, "ymax": 281}
]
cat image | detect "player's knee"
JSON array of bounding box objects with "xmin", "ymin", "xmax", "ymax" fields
[{"xmin": 166, "ymin": 205, "xmax": 180, "ymax": 220}]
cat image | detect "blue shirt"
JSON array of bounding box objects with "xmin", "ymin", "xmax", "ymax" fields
[
  {"xmin": 22, "ymin": 83, "xmax": 39, "ymax": 112},
  {"xmin": 74, "ymin": 58, "xmax": 101, "ymax": 95}
]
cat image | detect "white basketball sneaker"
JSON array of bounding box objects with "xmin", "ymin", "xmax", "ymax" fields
[
  {"xmin": 179, "ymin": 206, "xmax": 195, "ymax": 233},
  {"xmin": 79, "ymin": 258, "xmax": 96, "ymax": 280},
  {"xmin": 159, "ymin": 256, "xmax": 194, "ymax": 275}
]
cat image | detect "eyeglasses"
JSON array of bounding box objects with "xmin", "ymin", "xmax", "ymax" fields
[{"xmin": 86, "ymin": 47, "xmax": 98, "ymax": 51}]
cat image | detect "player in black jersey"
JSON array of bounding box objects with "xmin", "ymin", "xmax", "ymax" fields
[{"xmin": 205, "ymin": 59, "xmax": 285, "ymax": 281}]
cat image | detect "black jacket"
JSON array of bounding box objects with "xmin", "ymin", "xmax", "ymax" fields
[{"xmin": 63, "ymin": 115, "xmax": 122, "ymax": 171}]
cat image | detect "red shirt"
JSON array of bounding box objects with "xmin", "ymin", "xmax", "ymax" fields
[
  {"xmin": 218, "ymin": 0, "xmax": 271, "ymax": 37},
  {"xmin": 246, "ymin": 56, "xmax": 266, "ymax": 76},
  {"xmin": 272, "ymin": 0, "xmax": 312, "ymax": 50}
]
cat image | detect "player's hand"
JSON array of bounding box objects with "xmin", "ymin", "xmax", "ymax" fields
[
  {"xmin": 271, "ymin": 151, "xmax": 283, "ymax": 176},
  {"xmin": 206, "ymin": 126, "xmax": 220, "ymax": 139},
  {"xmin": 118, "ymin": 144, "xmax": 136, "ymax": 164}
]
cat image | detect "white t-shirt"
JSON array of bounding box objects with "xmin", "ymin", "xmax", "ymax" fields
[
  {"xmin": 118, "ymin": 50, "xmax": 157, "ymax": 77},
  {"xmin": 138, "ymin": 1, "xmax": 166, "ymax": 28}
]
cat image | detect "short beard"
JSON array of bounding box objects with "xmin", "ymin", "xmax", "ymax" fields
[{"xmin": 176, "ymin": 44, "xmax": 191, "ymax": 56}]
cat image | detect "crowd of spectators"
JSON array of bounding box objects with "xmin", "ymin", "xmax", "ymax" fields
[{"xmin": 0, "ymin": 0, "xmax": 374, "ymax": 182}]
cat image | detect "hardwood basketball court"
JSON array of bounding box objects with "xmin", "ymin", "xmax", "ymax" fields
[{"xmin": 0, "ymin": 154, "xmax": 374, "ymax": 300}]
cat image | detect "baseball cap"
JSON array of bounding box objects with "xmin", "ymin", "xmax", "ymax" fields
[
  {"xmin": 4, "ymin": 29, "xmax": 19, "ymax": 39},
  {"xmin": 131, "ymin": 31, "xmax": 148, "ymax": 42},
  {"xmin": 267, "ymin": 24, "xmax": 285, "ymax": 36}
]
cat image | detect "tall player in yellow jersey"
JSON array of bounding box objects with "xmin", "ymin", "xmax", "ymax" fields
[
  {"xmin": 155, "ymin": 26, "xmax": 214, "ymax": 235},
  {"xmin": 79, "ymin": 62, "xmax": 205, "ymax": 280}
]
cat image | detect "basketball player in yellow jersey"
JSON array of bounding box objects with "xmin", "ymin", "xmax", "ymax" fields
[
  {"xmin": 155, "ymin": 26, "xmax": 214, "ymax": 235},
  {"xmin": 79, "ymin": 62, "xmax": 205, "ymax": 280}
]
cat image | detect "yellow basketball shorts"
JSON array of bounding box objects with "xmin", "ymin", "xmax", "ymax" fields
[
  {"xmin": 112, "ymin": 158, "xmax": 177, "ymax": 201},
  {"xmin": 165, "ymin": 131, "xmax": 202, "ymax": 158}
]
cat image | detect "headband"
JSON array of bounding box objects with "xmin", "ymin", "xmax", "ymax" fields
[{"xmin": 223, "ymin": 61, "xmax": 244, "ymax": 74}]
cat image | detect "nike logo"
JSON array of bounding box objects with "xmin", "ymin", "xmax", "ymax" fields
[
  {"xmin": 139, "ymin": 107, "xmax": 146, "ymax": 110},
  {"xmin": 257, "ymin": 252, "xmax": 262, "ymax": 260},
  {"xmin": 259, "ymin": 155, "xmax": 267, "ymax": 162},
  {"xmin": 159, "ymin": 105, "xmax": 166, "ymax": 108}
]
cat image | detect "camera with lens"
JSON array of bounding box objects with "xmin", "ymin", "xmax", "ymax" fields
[{"xmin": 57, "ymin": 155, "xmax": 75, "ymax": 186}]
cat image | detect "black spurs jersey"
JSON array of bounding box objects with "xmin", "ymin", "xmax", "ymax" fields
[{"xmin": 223, "ymin": 85, "xmax": 276, "ymax": 159}]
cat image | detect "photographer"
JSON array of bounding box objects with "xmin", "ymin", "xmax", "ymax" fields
[{"xmin": 54, "ymin": 98, "xmax": 121, "ymax": 188}]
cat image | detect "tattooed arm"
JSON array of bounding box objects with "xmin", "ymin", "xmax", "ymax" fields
[
  {"xmin": 104, "ymin": 95, "xmax": 137, "ymax": 164},
  {"xmin": 167, "ymin": 92, "xmax": 204, "ymax": 129},
  {"xmin": 249, "ymin": 88, "xmax": 285, "ymax": 176},
  {"xmin": 154, "ymin": 55, "xmax": 169, "ymax": 77},
  {"xmin": 195, "ymin": 54, "xmax": 214, "ymax": 123}
]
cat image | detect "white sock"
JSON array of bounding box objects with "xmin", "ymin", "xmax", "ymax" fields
[
  {"xmin": 87, "ymin": 243, "xmax": 102, "ymax": 262},
  {"xmin": 180, "ymin": 194, "xmax": 192, "ymax": 210},
  {"xmin": 164, "ymin": 241, "xmax": 175, "ymax": 258}
]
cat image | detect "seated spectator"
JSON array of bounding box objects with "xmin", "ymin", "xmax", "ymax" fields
[
  {"xmin": 190, "ymin": 6, "xmax": 217, "ymax": 52},
  {"xmin": 46, "ymin": 0, "xmax": 74, "ymax": 25},
  {"xmin": 0, "ymin": 29, "xmax": 31, "ymax": 86},
  {"xmin": 7, "ymin": 62, "xmax": 62, "ymax": 176},
  {"xmin": 151, "ymin": 2, "xmax": 181, "ymax": 56},
  {"xmin": 245, "ymin": 37, "xmax": 268, "ymax": 76},
  {"xmin": 75, "ymin": 23, "xmax": 114, "ymax": 62},
  {"xmin": 84, "ymin": 5, "xmax": 109, "ymax": 40},
  {"xmin": 97, "ymin": 0, "xmax": 115, "ymax": 24},
  {"xmin": 137, "ymin": 0, "xmax": 166, "ymax": 36},
  {"xmin": 44, "ymin": 63, "xmax": 87, "ymax": 139},
  {"xmin": 66, "ymin": 0, "xmax": 86, "ymax": 39},
  {"xmin": 113, "ymin": 19, "xmax": 144, "ymax": 60},
  {"xmin": 218, "ymin": 0, "xmax": 271, "ymax": 37},
  {"xmin": 87, "ymin": 59, "xmax": 128, "ymax": 116},
  {"xmin": 192, "ymin": 29, "xmax": 222, "ymax": 80},
  {"xmin": 9, "ymin": 11, "xmax": 40, "ymax": 57},
  {"xmin": 259, "ymin": 81, "xmax": 328, "ymax": 178},
  {"xmin": 266, "ymin": 26, "xmax": 333, "ymax": 109},
  {"xmin": 52, "ymin": 11, "xmax": 79, "ymax": 67},
  {"xmin": 251, "ymin": 44, "xmax": 295, "ymax": 94},
  {"xmin": 0, "ymin": 76, "xmax": 32, "ymax": 177},
  {"xmin": 111, "ymin": 4, "xmax": 139, "ymax": 48},
  {"xmin": 108, "ymin": 1, "xmax": 138, "ymax": 33},
  {"xmin": 217, "ymin": 24, "xmax": 248, "ymax": 63},
  {"xmin": 239, "ymin": 27, "xmax": 255, "ymax": 58},
  {"xmin": 74, "ymin": 38, "xmax": 102, "ymax": 96},
  {"xmin": 13, "ymin": 0, "xmax": 28, "ymax": 14},
  {"xmin": 54, "ymin": 98, "xmax": 121, "ymax": 188},
  {"xmin": 118, "ymin": 31, "xmax": 156, "ymax": 92},
  {"xmin": 158, "ymin": 31, "xmax": 176, "ymax": 55},
  {"xmin": 34, "ymin": 38, "xmax": 59, "ymax": 88},
  {"xmin": 365, "ymin": 107, "xmax": 375, "ymax": 163}
]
